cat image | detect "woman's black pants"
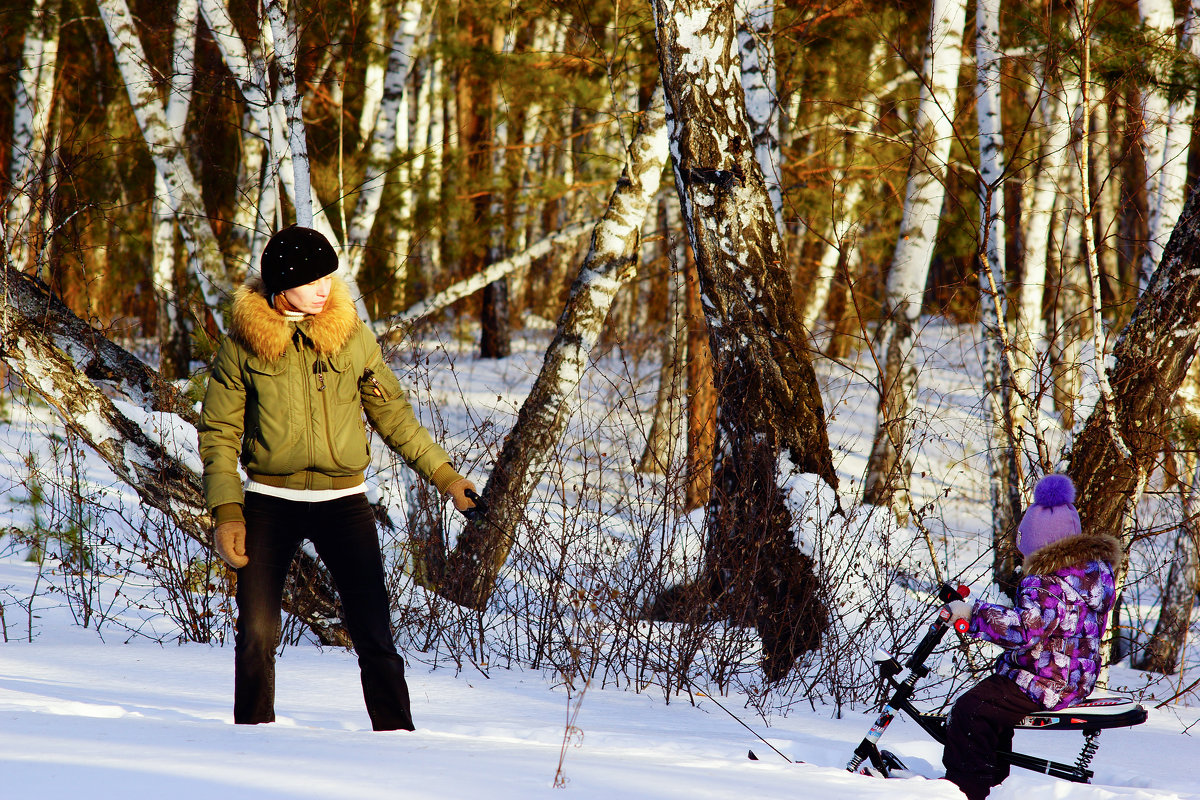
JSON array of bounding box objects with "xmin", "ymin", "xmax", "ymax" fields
[{"xmin": 235, "ymin": 491, "xmax": 414, "ymax": 731}]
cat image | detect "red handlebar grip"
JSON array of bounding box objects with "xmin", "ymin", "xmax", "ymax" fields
[{"xmin": 957, "ymin": 584, "xmax": 970, "ymax": 599}]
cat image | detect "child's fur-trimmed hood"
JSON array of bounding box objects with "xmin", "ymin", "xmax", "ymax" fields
[
  {"xmin": 1023, "ymin": 531, "xmax": 1125, "ymax": 575},
  {"xmin": 230, "ymin": 275, "xmax": 359, "ymax": 361}
]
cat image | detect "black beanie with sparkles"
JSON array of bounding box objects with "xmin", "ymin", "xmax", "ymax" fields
[{"xmin": 260, "ymin": 225, "xmax": 338, "ymax": 294}]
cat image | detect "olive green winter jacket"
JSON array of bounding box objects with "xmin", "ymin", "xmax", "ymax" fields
[{"xmin": 198, "ymin": 276, "xmax": 457, "ymax": 523}]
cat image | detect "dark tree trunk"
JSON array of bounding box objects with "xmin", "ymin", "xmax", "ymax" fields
[
  {"xmin": 650, "ymin": 0, "xmax": 837, "ymax": 681},
  {"xmin": 1066, "ymin": 178, "xmax": 1200, "ymax": 667},
  {"xmin": 479, "ymin": 278, "xmax": 511, "ymax": 358},
  {"xmin": 1068, "ymin": 183, "xmax": 1200, "ymax": 537},
  {"xmin": 684, "ymin": 255, "xmax": 715, "ymax": 512}
]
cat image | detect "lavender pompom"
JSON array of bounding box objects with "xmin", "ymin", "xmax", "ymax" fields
[{"xmin": 1033, "ymin": 473, "xmax": 1076, "ymax": 508}]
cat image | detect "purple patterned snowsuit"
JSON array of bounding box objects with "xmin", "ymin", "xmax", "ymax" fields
[
  {"xmin": 969, "ymin": 552, "xmax": 1117, "ymax": 710},
  {"xmin": 942, "ymin": 533, "xmax": 1124, "ymax": 800}
]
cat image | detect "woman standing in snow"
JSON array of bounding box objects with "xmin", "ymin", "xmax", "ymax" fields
[
  {"xmin": 940, "ymin": 473, "xmax": 1123, "ymax": 800},
  {"xmin": 198, "ymin": 225, "xmax": 475, "ymax": 731}
]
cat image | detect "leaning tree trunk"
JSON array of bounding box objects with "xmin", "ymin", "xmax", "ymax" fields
[
  {"xmin": 437, "ymin": 84, "xmax": 669, "ymax": 610},
  {"xmin": 651, "ymin": 0, "xmax": 838, "ymax": 681},
  {"xmin": 0, "ymin": 267, "xmax": 351, "ymax": 647},
  {"xmin": 862, "ymin": 0, "xmax": 969, "ymax": 516},
  {"xmin": 1067, "ymin": 177, "xmax": 1200, "ymax": 667}
]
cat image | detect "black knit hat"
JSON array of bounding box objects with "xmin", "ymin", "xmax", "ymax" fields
[{"xmin": 260, "ymin": 225, "xmax": 338, "ymax": 294}]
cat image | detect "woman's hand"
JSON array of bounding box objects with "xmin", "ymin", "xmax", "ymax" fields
[
  {"xmin": 214, "ymin": 521, "xmax": 249, "ymax": 568},
  {"xmin": 446, "ymin": 478, "xmax": 477, "ymax": 512}
]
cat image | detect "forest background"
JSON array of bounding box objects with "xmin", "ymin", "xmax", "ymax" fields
[{"xmin": 2, "ymin": 0, "xmax": 1200, "ymax": 718}]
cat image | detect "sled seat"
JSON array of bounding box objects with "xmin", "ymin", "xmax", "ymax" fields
[{"xmin": 1017, "ymin": 694, "xmax": 1148, "ymax": 732}]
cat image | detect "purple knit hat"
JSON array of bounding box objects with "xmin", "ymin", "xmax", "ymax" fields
[{"xmin": 1017, "ymin": 474, "xmax": 1082, "ymax": 557}]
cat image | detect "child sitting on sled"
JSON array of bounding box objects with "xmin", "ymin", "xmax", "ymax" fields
[{"xmin": 940, "ymin": 473, "xmax": 1124, "ymax": 800}]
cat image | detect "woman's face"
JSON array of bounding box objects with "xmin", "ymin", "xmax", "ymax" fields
[{"xmin": 282, "ymin": 275, "xmax": 332, "ymax": 314}]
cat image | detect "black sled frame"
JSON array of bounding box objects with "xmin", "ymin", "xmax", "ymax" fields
[{"xmin": 846, "ymin": 583, "xmax": 1148, "ymax": 783}]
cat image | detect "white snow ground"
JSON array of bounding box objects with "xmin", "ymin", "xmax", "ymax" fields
[
  {"xmin": 1, "ymin": 576, "xmax": 1196, "ymax": 800},
  {"xmin": 2, "ymin": 322, "xmax": 1199, "ymax": 799}
]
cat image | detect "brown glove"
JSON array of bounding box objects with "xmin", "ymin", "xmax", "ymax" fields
[
  {"xmin": 445, "ymin": 477, "xmax": 477, "ymax": 512},
  {"xmin": 214, "ymin": 521, "xmax": 249, "ymax": 569}
]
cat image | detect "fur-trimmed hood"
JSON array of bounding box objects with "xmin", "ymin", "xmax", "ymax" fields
[
  {"xmin": 1023, "ymin": 531, "xmax": 1125, "ymax": 575},
  {"xmin": 230, "ymin": 274, "xmax": 359, "ymax": 361}
]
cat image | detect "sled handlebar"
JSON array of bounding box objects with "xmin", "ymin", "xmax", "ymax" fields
[
  {"xmin": 462, "ymin": 488, "xmax": 486, "ymax": 520},
  {"xmin": 936, "ymin": 583, "xmax": 971, "ymax": 633}
]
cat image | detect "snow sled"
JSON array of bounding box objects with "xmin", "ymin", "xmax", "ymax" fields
[{"xmin": 846, "ymin": 583, "xmax": 1148, "ymax": 784}]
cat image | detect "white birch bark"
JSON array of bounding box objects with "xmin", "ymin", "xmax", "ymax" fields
[
  {"xmin": 263, "ymin": 0, "xmax": 313, "ymax": 228},
  {"xmin": 200, "ymin": 0, "xmax": 274, "ymax": 257},
  {"xmin": 384, "ymin": 221, "xmax": 594, "ymax": 333},
  {"xmin": 863, "ymin": 0, "xmax": 970, "ymax": 510},
  {"xmin": 1142, "ymin": 0, "xmax": 1200, "ymax": 288},
  {"xmin": 152, "ymin": 0, "xmax": 199, "ymax": 377},
  {"xmin": 736, "ymin": 0, "xmax": 782, "ymax": 235},
  {"xmin": 357, "ymin": 0, "xmax": 388, "ymax": 145},
  {"xmin": 344, "ymin": 0, "xmax": 425, "ymax": 280},
  {"xmin": 96, "ymin": 0, "xmax": 226, "ymax": 320},
  {"xmin": 393, "ymin": 40, "xmax": 447, "ymax": 295},
  {"xmin": 4, "ymin": 0, "xmax": 62, "ymax": 276},
  {"xmin": 1050, "ymin": 156, "xmax": 1086, "ymax": 435},
  {"xmin": 975, "ymin": 0, "xmax": 1019, "ymax": 553},
  {"xmin": 223, "ymin": 0, "xmax": 362, "ymax": 311}
]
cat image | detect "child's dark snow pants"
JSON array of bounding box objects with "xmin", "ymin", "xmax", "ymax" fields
[{"xmin": 943, "ymin": 674, "xmax": 1040, "ymax": 800}]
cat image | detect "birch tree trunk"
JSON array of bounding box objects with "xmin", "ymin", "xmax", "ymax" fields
[
  {"xmin": 0, "ymin": 267, "xmax": 351, "ymax": 647},
  {"xmin": 343, "ymin": 0, "xmax": 425, "ymax": 281},
  {"xmin": 800, "ymin": 40, "xmax": 885, "ymax": 334},
  {"xmin": 1137, "ymin": 0, "xmax": 1179, "ymax": 290},
  {"xmin": 384, "ymin": 222, "xmax": 593, "ymax": 334},
  {"xmin": 357, "ymin": 0, "xmax": 388, "ymax": 146},
  {"xmin": 4, "ymin": 0, "xmax": 62, "ymax": 278},
  {"xmin": 153, "ymin": 0, "xmax": 199, "ymax": 380},
  {"xmin": 480, "ymin": 26, "xmax": 516, "ymax": 360},
  {"xmin": 863, "ymin": 0, "xmax": 969, "ymax": 514},
  {"xmin": 975, "ymin": 0, "xmax": 1022, "ymax": 584},
  {"xmin": 200, "ymin": 0, "xmax": 274, "ymax": 261},
  {"xmin": 96, "ymin": 0, "xmax": 227, "ymax": 320},
  {"xmin": 264, "ymin": 0, "xmax": 313, "ymax": 228},
  {"xmin": 651, "ymin": 0, "xmax": 837, "ymax": 681},
  {"xmin": 737, "ymin": 0, "xmax": 782, "ymax": 234},
  {"xmin": 438, "ymin": 85, "xmax": 669, "ymax": 609},
  {"xmin": 1142, "ymin": 0, "xmax": 1200, "ymax": 287}
]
